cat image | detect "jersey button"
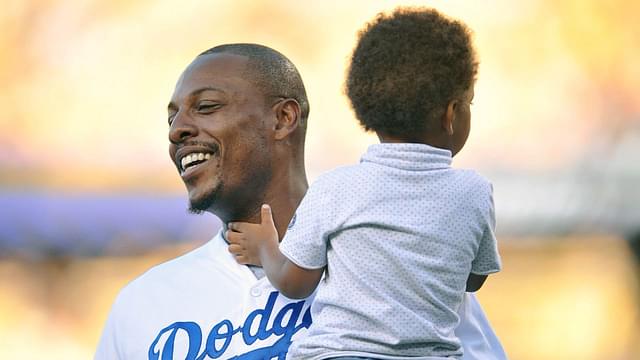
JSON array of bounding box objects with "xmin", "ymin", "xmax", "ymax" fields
[{"xmin": 250, "ymin": 287, "xmax": 262, "ymax": 297}]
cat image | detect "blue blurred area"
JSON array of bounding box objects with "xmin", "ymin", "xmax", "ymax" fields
[{"xmin": 0, "ymin": 190, "xmax": 221, "ymax": 258}]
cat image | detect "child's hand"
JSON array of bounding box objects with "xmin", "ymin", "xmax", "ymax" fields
[{"xmin": 226, "ymin": 204, "xmax": 279, "ymax": 266}]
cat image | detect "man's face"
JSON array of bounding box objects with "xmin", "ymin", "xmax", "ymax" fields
[{"xmin": 168, "ymin": 53, "xmax": 274, "ymax": 219}]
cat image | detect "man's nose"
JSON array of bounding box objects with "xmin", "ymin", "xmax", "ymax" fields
[{"xmin": 169, "ymin": 111, "xmax": 198, "ymax": 144}]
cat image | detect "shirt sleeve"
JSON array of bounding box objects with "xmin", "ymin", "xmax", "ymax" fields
[
  {"xmin": 471, "ymin": 183, "xmax": 502, "ymax": 275},
  {"xmin": 456, "ymin": 293, "xmax": 508, "ymax": 360},
  {"xmin": 279, "ymin": 177, "xmax": 335, "ymax": 269}
]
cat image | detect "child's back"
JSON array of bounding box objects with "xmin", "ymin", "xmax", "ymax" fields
[{"xmin": 281, "ymin": 143, "xmax": 499, "ymax": 359}]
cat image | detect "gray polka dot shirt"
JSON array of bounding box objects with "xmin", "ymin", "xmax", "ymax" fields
[{"xmin": 280, "ymin": 143, "xmax": 501, "ymax": 360}]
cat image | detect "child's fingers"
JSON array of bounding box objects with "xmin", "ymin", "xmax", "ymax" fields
[
  {"xmin": 260, "ymin": 204, "xmax": 275, "ymax": 227},
  {"xmin": 226, "ymin": 230, "xmax": 243, "ymax": 244},
  {"xmin": 228, "ymin": 244, "xmax": 244, "ymax": 256},
  {"xmin": 228, "ymin": 221, "xmax": 253, "ymax": 232},
  {"xmin": 227, "ymin": 222, "xmax": 239, "ymax": 232}
]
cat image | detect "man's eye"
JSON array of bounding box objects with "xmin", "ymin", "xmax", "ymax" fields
[
  {"xmin": 168, "ymin": 113, "xmax": 176, "ymax": 125},
  {"xmin": 197, "ymin": 103, "xmax": 221, "ymax": 112}
]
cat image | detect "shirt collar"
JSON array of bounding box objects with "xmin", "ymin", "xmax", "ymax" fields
[{"xmin": 361, "ymin": 143, "xmax": 452, "ymax": 171}]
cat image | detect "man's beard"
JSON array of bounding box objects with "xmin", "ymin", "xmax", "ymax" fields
[{"xmin": 188, "ymin": 183, "xmax": 223, "ymax": 215}]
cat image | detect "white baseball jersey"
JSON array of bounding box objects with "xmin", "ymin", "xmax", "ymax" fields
[{"xmin": 95, "ymin": 231, "xmax": 507, "ymax": 359}]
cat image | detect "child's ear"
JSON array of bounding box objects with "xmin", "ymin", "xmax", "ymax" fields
[
  {"xmin": 442, "ymin": 100, "xmax": 458, "ymax": 135},
  {"xmin": 273, "ymin": 98, "xmax": 301, "ymax": 140}
]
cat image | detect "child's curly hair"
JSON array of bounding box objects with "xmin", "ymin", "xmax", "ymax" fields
[{"xmin": 346, "ymin": 7, "xmax": 478, "ymax": 137}]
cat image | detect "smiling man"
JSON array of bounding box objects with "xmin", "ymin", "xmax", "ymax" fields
[{"xmin": 95, "ymin": 43, "xmax": 506, "ymax": 360}]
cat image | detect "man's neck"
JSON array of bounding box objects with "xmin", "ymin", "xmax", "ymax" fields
[
  {"xmin": 214, "ymin": 157, "xmax": 308, "ymax": 240},
  {"xmin": 217, "ymin": 172, "xmax": 308, "ymax": 241},
  {"xmin": 264, "ymin": 173, "xmax": 308, "ymax": 240}
]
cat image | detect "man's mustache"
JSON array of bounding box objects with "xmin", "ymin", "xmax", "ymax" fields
[{"xmin": 176, "ymin": 141, "xmax": 220, "ymax": 154}]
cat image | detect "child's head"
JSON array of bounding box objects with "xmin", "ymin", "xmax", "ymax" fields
[{"xmin": 346, "ymin": 7, "xmax": 478, "ymax": 156}]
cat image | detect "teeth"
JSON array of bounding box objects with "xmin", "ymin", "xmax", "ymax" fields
[{"xmin": 180, "ymin": 152, "xmax": 212, "ymax": 172}]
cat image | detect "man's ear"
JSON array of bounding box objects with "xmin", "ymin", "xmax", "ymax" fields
[
  {"xmin": 442, "ymin": 100, "xmax": 458, "ymax": 135},
  {"xmin": 273, "ymin": 98, "xmax": 301, "ymax": 141}
]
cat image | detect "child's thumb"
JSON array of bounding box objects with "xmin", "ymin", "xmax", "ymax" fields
[{"xmin": 261, "ymin": 204, "xmax": 275, "ymax": 227}]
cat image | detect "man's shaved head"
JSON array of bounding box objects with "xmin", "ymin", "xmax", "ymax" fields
[{"xmin": 199, "ymin": 43, "xmax": 310, "ymax": 125}]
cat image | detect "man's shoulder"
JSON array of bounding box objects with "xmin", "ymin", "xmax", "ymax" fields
[
  {"xmin": 96, "ymin": 235, "xmax": 264, "ymax": 359},
  {"xmin": 117, "ymin": 240, "xmax": 214, "ymax": 300}
]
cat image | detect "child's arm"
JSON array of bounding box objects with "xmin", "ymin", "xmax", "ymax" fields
[
  {"xmin": 226, "ymin": 205, "xmax": 324, "ymax": 299},
  {"xmin": 467, "ymin": 182, "xmax": 500, "ymax": 292},
  {"xmin": 466, "ymin": 273, "xmax": 487, "ymax": 292}
]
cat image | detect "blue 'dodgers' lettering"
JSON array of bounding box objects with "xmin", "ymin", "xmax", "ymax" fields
[
  {"xmin": 204, "ymin": 319, "xmax": 234, "ymax": 358},
  {"xmin": 148, "ymin": 322, "xmax": 202, "ymax": 360},
  {"xmin": 148, "ymin": 292, "xmax": 312, "ymax": 360}
]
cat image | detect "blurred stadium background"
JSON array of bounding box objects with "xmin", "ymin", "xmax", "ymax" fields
[{"xmin": 1, "ymin": 0, "xmax": 639, "ymax": 359}]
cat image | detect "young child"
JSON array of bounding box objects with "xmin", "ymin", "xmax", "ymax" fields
[{"xmin": 226, "ymin": 7, "xmax": 501, "ymax": 360}]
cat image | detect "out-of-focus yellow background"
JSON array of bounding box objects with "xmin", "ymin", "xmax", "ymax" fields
[{"xmin": 1, "ymin": 1, "xmax": 639, "ymax": 359}]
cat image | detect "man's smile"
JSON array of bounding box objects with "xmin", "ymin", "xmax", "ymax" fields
[
  {"xmin": 174, "ymin": 144, "xmax": 220, "ymax": 178},
  {"xmin": 181, "ymin": 152, "xmax": 212, "ymax": 172}
]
